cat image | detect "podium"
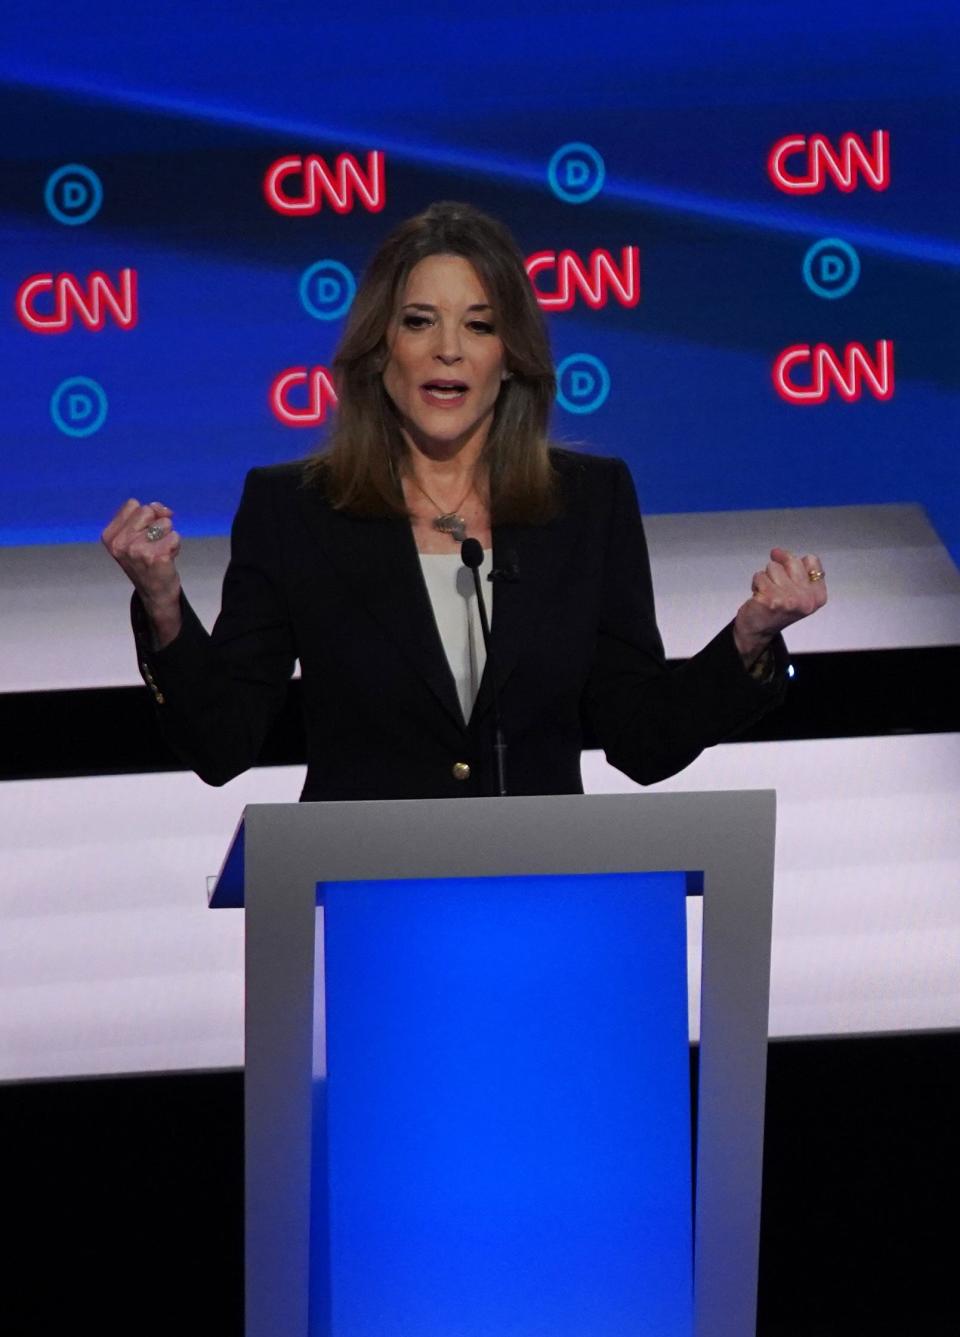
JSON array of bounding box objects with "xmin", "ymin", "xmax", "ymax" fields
[{"xmin": 211, "ymin": 791, "xmax": 776, "ymax": 1337}]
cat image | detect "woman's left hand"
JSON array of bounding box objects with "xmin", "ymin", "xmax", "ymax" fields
[{"xmin": 733, "ymin": 547, "xmax": 827, "ymax": 667}]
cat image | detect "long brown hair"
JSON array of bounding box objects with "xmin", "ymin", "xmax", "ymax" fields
[{"xmin": 306, "ymin": 201, "xmax": 559, "ymax": 523}]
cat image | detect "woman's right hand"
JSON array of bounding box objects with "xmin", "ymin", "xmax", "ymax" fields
[{"xmin": 101, "ymin": 499, "xmax": 183, "ymax": 648}]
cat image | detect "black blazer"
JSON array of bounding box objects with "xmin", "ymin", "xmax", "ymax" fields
[{"xmin": 134, "ymin": 449, "xmax": 786, "ymax": 801}]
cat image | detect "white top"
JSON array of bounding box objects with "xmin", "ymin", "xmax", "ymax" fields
[{"xmin": 418, "ymin": 548, "xmax": 493, "ymax": 723}]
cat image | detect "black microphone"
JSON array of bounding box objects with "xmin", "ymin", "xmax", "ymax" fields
[
  {"xmin": 460, "ymin": 537, "xmax": 485, "ymax": 571},
  {"xmin": 461, "ymin": 538, "xmax": 507, "ymax": 796}
]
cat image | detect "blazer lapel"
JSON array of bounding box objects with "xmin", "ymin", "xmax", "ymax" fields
[
  {"xmin": 295, "ymin": 488, "xmax": 465, "ymax": 728},
  {"xmin": 472, "ymin": 501, "xmax": 585, "ymax": 722},
  {"xmin": 294, "ymin": 475, "xmax": 585, "ymax": 731}
]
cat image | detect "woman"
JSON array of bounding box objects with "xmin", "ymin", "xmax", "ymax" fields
[{"xmin": 101, "ymin": 202, "xmax": 826, "ymax": 800}]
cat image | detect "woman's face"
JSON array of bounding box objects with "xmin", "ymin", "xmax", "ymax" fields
[{"xmin": 382, "ymin": 253, "xmax": 508, "ymax": 459}]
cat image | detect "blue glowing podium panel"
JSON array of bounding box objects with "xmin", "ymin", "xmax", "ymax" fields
[{"xmin": 316, "ymin": 872, "xmax": 692, "ymax": 1337}]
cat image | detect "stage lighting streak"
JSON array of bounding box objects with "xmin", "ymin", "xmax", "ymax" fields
[{"xmin": 0, "ymin": 67, "xmax": 957, "ymax": 268}]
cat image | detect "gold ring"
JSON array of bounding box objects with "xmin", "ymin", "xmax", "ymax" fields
[{"xmin": 807, "ymin": 569, "xmax": 824, "ymax": 583}]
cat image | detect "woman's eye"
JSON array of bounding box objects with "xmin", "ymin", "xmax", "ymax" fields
[{"xmin": 399, "ymin": 313, "xmax": 495, "ymax": 333}]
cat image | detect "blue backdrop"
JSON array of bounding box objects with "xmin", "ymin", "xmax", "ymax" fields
[{"xmin": 3, "ymin": 1, "xmax": 957, "ymax": 562}]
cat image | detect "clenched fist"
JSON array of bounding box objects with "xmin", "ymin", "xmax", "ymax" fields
[
  {"xmin": 101, "ymin": 498, "xmax": 183, "ymax": 648},
  {"xmin": 733, "ymin": 547, "xmax": 827, "ymax": 666}
]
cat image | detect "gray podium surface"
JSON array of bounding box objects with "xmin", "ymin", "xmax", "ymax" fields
[{"xmin": 213, "ymin": 790, "xmax": 776, "ymax": 1337}]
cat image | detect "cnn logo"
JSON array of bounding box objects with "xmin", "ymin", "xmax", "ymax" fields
[
  {"xmin": 525, "ymin": 248, "xmax": 640, "ymax": 311},
  {"xmin": 264, "ymin": 152, "xmax": 385, "ymax": 215},
  {"xmin": 767, "ymin": 131, "xmax": 889, "ymax": 194},
  {"xmin": 270, "ymin": 367, "xmax": 338, "ymax": 425},
  {"xmin": 16, "ymin": 270, "xmax": 137, "ymax": 333},
  {"xmin": 773, "ymin": 341, "xmax": 894, "ymax": 403}
]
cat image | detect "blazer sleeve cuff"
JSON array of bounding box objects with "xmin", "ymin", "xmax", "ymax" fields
[
  {"xmin": 698, "ymin": 620, "xmax": 790, "ymax": 725},
  {"xmin": 131, "ymin": 590, "xmax": 213, "ymax": 700}
]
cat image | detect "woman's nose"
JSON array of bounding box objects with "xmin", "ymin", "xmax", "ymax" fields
[{"xmin": 434, "ymin": 323, "xmax": 463, "ymax": 362}]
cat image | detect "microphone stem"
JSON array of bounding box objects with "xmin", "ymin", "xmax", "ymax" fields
[
  {"xmin": 469, "ymin": 565, "xmax": 508, "ymax": 797},
  {"xmin": 493, "ymin": 729, "xmax": 507, "ymax": 798}
]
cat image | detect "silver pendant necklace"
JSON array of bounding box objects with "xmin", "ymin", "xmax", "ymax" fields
[{"xmin": 408, "ymin": 475, "xmax": 473, "ymax": 543}]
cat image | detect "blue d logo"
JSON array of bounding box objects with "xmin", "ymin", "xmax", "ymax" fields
[
  {"xmin": 547, "ymin": 143, "xmax": 605, "ymax": 204},
  {"xmin": 45, "ymin": 165, "xmax": 103, "ymax": 226},
  {"xmin": 50, "ymin": 377, "xmax": 108, "ymax": 437},
  {"xmin": 556, "ymin": 354, "xmax": 611, "ymax": 414},
  {"xmin": 299, "ymin": 260, "xmax": 356, "ymax": 320},
  {"xmin": 802, "ymin": 238, "xmax": 861, "ymax": 300}
]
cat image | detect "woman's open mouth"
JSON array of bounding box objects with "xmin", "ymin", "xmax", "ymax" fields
[{"xmin": 420, "ymin": 381, "xmax": 468, "ymax": 406}]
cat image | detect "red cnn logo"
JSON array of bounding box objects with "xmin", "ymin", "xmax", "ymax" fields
[
  {"xmin": 16, "ymin": 269, "xmax": 138, "ymax": 333},
  {"xmin": 767, "ymin": 131, "xmax": 889, "ymax": 194},
  {"xmin": 525, "ymin": 248, "xmax": 640, "ymax": 311},
  {"xmin": 264, "ymin": 152, "xmax": 386, "ymax": 215},
  {"xmin": 270, "ymin": 367, "xmax": 339, "ymax": 426},
  {"xmin": 773, "ymin": 341, "xmax": 894, "ymax": 404}
]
